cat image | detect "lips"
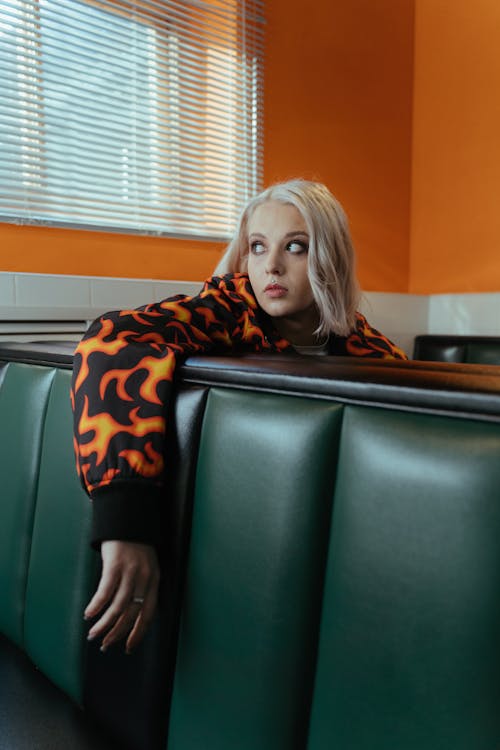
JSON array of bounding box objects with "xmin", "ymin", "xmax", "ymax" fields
[{"xmin": 264, "ymin": 283, "xmax": 287, "ymax": 298}]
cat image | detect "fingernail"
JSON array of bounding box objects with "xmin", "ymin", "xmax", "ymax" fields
[{"xmin": 100, "ymin": 644, "xmax": 108, "ymax": 653}]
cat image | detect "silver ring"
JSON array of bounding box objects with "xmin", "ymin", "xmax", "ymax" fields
[{"xmin": 132, "ymin": 596, "xmax": 145, "ymax": 605}]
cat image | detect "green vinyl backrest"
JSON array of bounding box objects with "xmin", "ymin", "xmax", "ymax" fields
[
  {"xmin": 413, "ymin": 335, "xmax": 500, "ymax": 365},
  {"xmin": 24, "ymin": 369, "xmax": 96, "ymax": 704},
  {"xmin": 0, "ymin": 362, "xmax": 95, "ymax": 705},
  {"xmin": 465, "ymin": 341, "xmax": 500, "ymax": 365},
  {"xmin": 308, "ymin": 405, "xmax": 500, "ymax": 750},
  {"xmin": 0, "ymin": 362, "xmax": 55, "ymax": 644},
  {"xmin": 167, "ymin": 388, "xmax": 344, "ymax": 750}
]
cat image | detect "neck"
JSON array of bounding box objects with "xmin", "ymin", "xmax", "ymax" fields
[{"xmin": 272, "ymin": 307, "xmax": 324, "ymax": 347}]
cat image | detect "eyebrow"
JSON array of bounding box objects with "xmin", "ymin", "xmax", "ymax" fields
[{"xmin": 248, "ymin": 231, "xmax": 309, "ymax": 240}]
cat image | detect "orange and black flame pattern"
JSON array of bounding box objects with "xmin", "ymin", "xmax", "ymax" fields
[
  {"xmin": 343, "ymin": 317, "xmax": 408, "ymax": 359},
  {"xmin": 71, "ymin": 273, "xmax": 406, "ymax": 499}
]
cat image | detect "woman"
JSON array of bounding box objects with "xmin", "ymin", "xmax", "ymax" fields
[{"xmin": 73, "ymin": 179, "xmax": 406, "ymax": 654}]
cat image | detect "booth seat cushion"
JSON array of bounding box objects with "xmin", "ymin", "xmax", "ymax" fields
[
  {"xmin": 0, "ymin": 351, "xmax": 215, "ymax": 750},
  {"xmin": 3, "ymin": 344, "xmax": 500, "ymax": 750},
  {"xmin": 0, "ymin": 362, "xmax": 55, "ymax": 647},
  {"xmin": 308, "ymin": 405, "xmax": 500, "ymax": 750},
  {"xmin": 0, "ymin": 361, "xmax": 119, "ymax": 748},
  {"xmin": 167, "ymin": 388, "xmax": 344, "ymax": 750},
  {"xmin": 23, "ymin": 369, "xmax": 96, "ymax": 701},
  {"xmin": 413, "ymin": 335, "xmax": 500, "ymax": 364},
  {"xmin": 0, "ymin": 363, "xmax": 95, "ymax": 702}
]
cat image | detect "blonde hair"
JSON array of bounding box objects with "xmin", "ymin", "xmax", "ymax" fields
[{"xmin": 214, "ymin": 178, "xmax": 360, "ymax": 337}]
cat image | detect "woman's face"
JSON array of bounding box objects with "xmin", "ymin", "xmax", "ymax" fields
[{"xmin": 246, "ymin": 200, "xmax": 319, "ymax": 341}]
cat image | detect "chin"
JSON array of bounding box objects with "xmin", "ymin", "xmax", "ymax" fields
[{"xmin": 259, "ymin": 301, "xmax": 290, "ymax": 318}]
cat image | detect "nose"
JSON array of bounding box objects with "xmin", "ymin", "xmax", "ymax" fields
[{"xmin": 264, "ymin": 245, "xmax": 283, "ymax": 276}]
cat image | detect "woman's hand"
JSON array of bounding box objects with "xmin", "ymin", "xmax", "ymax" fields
[{"xmin": 84, "ymin": 540, "xmax": 160, "ymax": 654}]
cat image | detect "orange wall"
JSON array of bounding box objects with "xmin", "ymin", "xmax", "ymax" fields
[
  {"xmin": 0, "ymin": 1, "xmax": 415, "ymax": 291},
  {"xmin": 0, "ymin": 223, "xmax": 224, "ymax": 282},
  {"xmin": 264, "ymin": 0, "xmax": 414, "ymax": 293},
  {"xmin": 4, "ymin": 2, "xmax": 496, "ymax": 293},
  {"xmin": 410, "ymin": 0, "xmax": 500, "ymax": 293}
]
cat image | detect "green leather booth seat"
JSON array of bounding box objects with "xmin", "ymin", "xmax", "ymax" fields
[
  {"xmin": 1, "ymin": 343, "xmax": 500, "ymax": 750},
  {"xmin": 413, "ymin": 334, "xmax": 500, "ymax": 364},
  {"xmin": 0, "ymin": 346, "xmax": 175, "ymax": 750}
]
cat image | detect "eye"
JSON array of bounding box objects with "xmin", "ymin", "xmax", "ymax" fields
[
  {"xmin": 286, "ymin": 240, "xmax": 308, "ymax": 254},
  {"xmin": 250, "ymin": 240, "xmax": 266, "ymax": 255}
]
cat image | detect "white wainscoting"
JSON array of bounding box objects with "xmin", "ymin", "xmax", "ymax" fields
[
  {"xmin": 359, "ymin": 291, "xmax": 500, "ymax": 354},
  {"xmin": 428, "ymin": 293, "xmax": 500, "ymax": 336},
  {"xmin": 359, "ymin": 292, "xmax": 429, "ymax": 358},
  {"xmin": 1, "ymin": 272, "xmax": 499, "ymax": 355},
  {"xmin": 0, "ymin": 272, "xmax": 200, "ymax": 342}
]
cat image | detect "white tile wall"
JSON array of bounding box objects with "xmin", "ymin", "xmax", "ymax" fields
[
  {"xmin": 428, "ymin": 293, "xmax": 500, "ymax": 335},
  {"xmin": 0, "ymin": 272, "xmax": 202, "ymax": 322},
  {"xmin": 1, "ymin": 272, "xmax": 499, "ymax": 356},
  {"xmin": 0, "ymin": 273, "xmax": 15, "ymax": 306},
  {"xmin": 360, "ymin": 292, "xmax": 429, "ymax": 356},
  {"xmin": 88, "ymin": 277, "xmax": 203, "ymax": 312},
  {"xmin": 153, "ymin": 280, "xmax": 200, "ymax": 301},
  {"xmin": 15, "ymin": 273, "xmax": 91, "ymax": 308},
  {"xmin": 90, "ymin": 278, "xmax": 158, "ymax": 311}
]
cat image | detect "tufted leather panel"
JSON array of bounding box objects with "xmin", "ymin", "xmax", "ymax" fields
[
  {"xmin": 167, "ymin": 389, "xmax": 343, "ymax": 750},
  {"xmin": 0, "ymin": 363, "xmax": 55, "ymax": 645},
  {"xmin": 0, "ymin": 363, "xmax": 115, "ymax": 746},
  {"xmin": 2, "ymin": 342, "xmax": 500, "ymax": 749},
  {"xmin": 23, "ymin": 369, "xmax": 96, "ymax": 704},
  {"xmin": 466, "ymin": 340, "xmax": 500, "ymax": 365},
  {"xmin": 308, "ymin": 405, "xmax": 500, "ymax": 750},
  {"xmin": 413, "ymin": 335, "xmax": 500, "ymax": 365}
]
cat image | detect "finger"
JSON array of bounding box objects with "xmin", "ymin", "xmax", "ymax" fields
[
  {"xmin": 90, "ymin": 561, "xmax": 155, "ymax": 647},
  {"xmin": 85, "ymin": 541, "xmax": 160, "ymax": 650},
  {"xmin": 100, "ymin": 581, "xmax": 155, "ymax": 652},
  {"xmin": 84, "ymin": 565, "xmax": 120, "ymax": 620},
  {"xmin": 100, "ymin": 608, "xmax": 141, "ymax": 652},
  {"xmin": 125, "ymin": 586, "xmax": 158, "ymax": 654},
  {"xmin": 87, "ymin": 576, "xmax": 138, "ymax": 642},
  {"xmin": 101, "ymin": 599, "xmax": 148, "ymax": 653}
]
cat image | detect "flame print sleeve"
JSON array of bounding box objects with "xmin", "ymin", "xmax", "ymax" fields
[
  {"xmin": 71, "ymin": 273, "xmax": 279, "ymax": 545},
  {"xmin": 344, "ymin": 313, "xmax": 408, "ymax": 359}
]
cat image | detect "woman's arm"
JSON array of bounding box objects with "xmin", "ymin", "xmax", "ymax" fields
[
  {"xmin": 71, "ymin": 274, "xmax": 267, "ymax": 650},
  {"xmin": 72, "ymin": 274, "xmax": 263, "ymax": 542}
]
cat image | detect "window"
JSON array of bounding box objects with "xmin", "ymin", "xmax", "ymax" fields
[{"xmin": 0, "ymin": 0, "xmax": 264, "ymax": 239}]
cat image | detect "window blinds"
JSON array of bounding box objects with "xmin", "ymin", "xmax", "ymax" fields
[{"xmin": 0, "ymin": 0, "xmax": 264, "ymax": 239}]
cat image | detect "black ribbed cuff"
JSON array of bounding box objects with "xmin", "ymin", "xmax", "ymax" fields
[{"xmin": 90, "ymin": 482, "xmax": 165, "ymax": 550}]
